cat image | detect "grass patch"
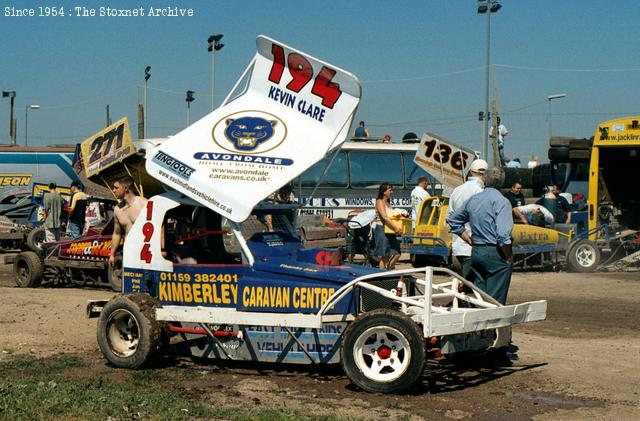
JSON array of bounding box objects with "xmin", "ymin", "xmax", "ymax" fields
[
  {"xmin": 130, "ymin": 368, "xmax": 163, "ymax": 384},
  {"xmin": 0, "ymin": 355, "xmax": 85, "ymax": 373},
  {"xmin": 222, "ymin": 408, "xmax": 354, "ymax": 420},
  {"xmin": 0, "ymin": 374, "xmax": 213, "ymax": 421},
  {"xmin": 0, "ymin": 356, "xmax": 351, "ymax": 421}
]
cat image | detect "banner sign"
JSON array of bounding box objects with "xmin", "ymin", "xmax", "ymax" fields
[
  {"xmin": 414, "ymin": 133, "xmax": 476, "ymax": 189},
  {"xmin": 145, "ymin": 35, "xmax": 361, "ymax": 222},
  {"xmin": 80, "ymin": 117, "xmax": 136, "ymax": 178}
]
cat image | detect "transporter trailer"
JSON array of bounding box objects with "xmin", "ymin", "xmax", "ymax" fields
[{"xmin": 87, "ymin": 36, "xmax": 547, "ymax": 393}]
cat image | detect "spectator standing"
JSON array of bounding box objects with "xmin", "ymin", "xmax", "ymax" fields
[
  {"xmin": 527, "ymin": 154, "xmax": 539, "ymax": 169},
  {"xmin": 68, "ymin": 181, "xmax": 88, "ymax": 239},
  {"xmin": 503, "ymin": 181, "xmax": 525, "ymax": 208},
  {"xmin": 447, "ymin": 166, "xmax": 513, "ymax": 305},
  {"xmin": 489, "ymin": 117, "xmax": 509, "ymax": 167},
  {"xmin": 43, "ymin": 182, "xmax": 63, "ymax": 242},
  {"xmin": 109, "ymin": 175, "xmax": 148, "ymax": 268},
  {"xmin": 374, "ymin": 182, "xmax": 403, "ymax": 270},
  {"xmin": 410, "ymin": 176, "xmax": 430, "ymax": 228},
  {"xmin": 353, "ymin": 121, "xmax": 370, "ymax": 139},
  {"xmin": 445, "ymin": 159, "xmax": 487, "ymax": 279}
]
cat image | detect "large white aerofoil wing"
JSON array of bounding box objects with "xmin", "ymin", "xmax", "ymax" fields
[{"xmin": 146, "ymin": 35, "xmax": 361, "ymax": 222}]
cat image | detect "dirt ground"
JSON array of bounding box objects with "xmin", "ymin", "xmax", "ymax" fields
[{"xmin": 0, "ymin": 260, "xmax": 639, "ymax": 420}]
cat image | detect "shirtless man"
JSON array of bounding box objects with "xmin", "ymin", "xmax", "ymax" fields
[{"xmin": 109, "ymin": 175, "xmax": 148, "ymax": 268}]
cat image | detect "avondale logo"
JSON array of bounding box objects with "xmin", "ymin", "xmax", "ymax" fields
[
  {"xmin": 0, "ymin": 174, "xmax": 32, "ymax": 187},
  {"xmin": 212, "ymin": 110, "xmax": 287, "ymax": 154}
]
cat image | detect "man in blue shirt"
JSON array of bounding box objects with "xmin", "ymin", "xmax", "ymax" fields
[
  {"xmin": 447, "ymin": 167, "xmax": 513, "ymax": 304},
  {"xmin": 353, "ymin": 121, "xmax": 370, "ymax": 139}
]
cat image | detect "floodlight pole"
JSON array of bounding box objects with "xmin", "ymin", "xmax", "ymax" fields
[
  {"xmin": 478, "ymin": 0, "xmax": 501, "ymax": 161},
  {"xmin": 186, "ymin": 90, "xmax": 195, "ymax": 125},
  {"xmin": 483, "ymin": 9, "xmax": 491, "ymax": 161},
  {"xmin": 144, "ymin": 66, "xmax": 151, "ymax": 138},
  {"xmin": 208, "ymin": 34, "xmax": 224, "ymax": 111},
  {"xmin": 547, "ymin": 93, "xmax": 567, "ymax": 140},
  {"xmin": 25, "ymin": 104, "xmax": 40, "ymax": 146}
]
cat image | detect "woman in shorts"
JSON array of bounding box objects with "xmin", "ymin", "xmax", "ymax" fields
[{"xmin": 374, "ymin": 183, "xmax": 403, "ymax": 270}]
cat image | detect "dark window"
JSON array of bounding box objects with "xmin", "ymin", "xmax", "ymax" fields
[
  {"xmin": 350, "ymin": 152, "xmax": 403, "ymax": 188},
  {"xmin": 402, "ymin": 153, "xmax": 436, "ymax": 186},
  {"xmin": 298, "ymin": 151, "xmax": 348, "ymax": 188}
]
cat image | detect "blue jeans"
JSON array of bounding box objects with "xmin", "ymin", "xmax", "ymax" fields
[
  {"xmin": 470, "ymin": 246, "xmax": 512, "ymax": 304},
  {"xmin": 69, "ymin": 222, "xmax": 84, "ymax": 239}
]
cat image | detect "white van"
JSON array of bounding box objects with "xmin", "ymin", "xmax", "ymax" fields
[{"xmin": 292, "ymin": 140, "xmax": 441, "ymax": 220}]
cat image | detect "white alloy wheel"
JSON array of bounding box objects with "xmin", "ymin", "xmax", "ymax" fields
[
  {"xmin": 574, "ymin": 244, "xmax": 596, "ymax": 267},
  {"xmin": 567, "ymin": 239, "xmax": 600, "ymax": 272},
  {"xmin": 353, "ymin": 325, "xmax": 411, "ymax": 383}
]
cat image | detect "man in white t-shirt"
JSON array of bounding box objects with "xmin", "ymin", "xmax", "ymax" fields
[
  {"xmin": 445, "ymin": 159, "xmax": 487, "ymax": 278},
  {"xmin": 410, "ymin": 176, "xmax": 430, "ymax": 228},
  {"xmin": 514, "ymin": 204, "xmax": 554, "ymax": 226}
]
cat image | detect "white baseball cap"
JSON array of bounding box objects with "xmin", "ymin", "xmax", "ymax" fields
[{"xmin": 469, "ymin": 159, "xmax": 488, "ymax": 174}]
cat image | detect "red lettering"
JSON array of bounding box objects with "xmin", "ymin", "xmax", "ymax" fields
[
  {"xmin": 267, "ymin": 42, "xmax": 343, "ymax": 109},
  {"xmin": 268, "ymin": 43, "xmax": 286, "ymax": 84},
  {"xmin": 286, "ymin": 53, "xmax": 313, "ymax": 93},
  {"xmin": 140, "ymin": 243, "xmax": 152, "ymax": 264},
  {"xmin": 141, "ymin": 222, "xmax": 154, "ymax": 242},
  {"xmin": 311, "ymin": 66, "xmax": 342, "ymax": 109},
  {"xmin": 145, "ymin": 201, "xmax": 153, "ymax": 220}
]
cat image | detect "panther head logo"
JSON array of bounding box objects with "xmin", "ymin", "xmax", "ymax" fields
[{"xmin": 224, "ymin": 117, "xmax": 277, "ymax": 151}]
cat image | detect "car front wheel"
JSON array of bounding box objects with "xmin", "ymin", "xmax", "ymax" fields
[{"xmin": 97, "ymin": 294, "xmax": 162, "ymax": 369}]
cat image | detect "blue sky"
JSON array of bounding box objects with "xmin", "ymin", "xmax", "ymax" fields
[{"xmin": 1, "ymin": 0, "xmax": 639, "ymax": 164}]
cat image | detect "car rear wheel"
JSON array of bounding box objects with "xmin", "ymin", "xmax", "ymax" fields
[
  {"xmin": 97, "ymin": 294, "xmax": 162, "ymax": 369},
  {"xmin": 567, "ymin": 239, "xmax": 600, "ymax": 272},
  {"xmin": 13, "ymin": 251, "xmax": 43, "ymax": 288},
  {"xmin": 341, "ymin": 309, "xmax": 425, "ymax": 393}
]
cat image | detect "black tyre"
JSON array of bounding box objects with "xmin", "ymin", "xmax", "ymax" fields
[
  {"xmin": 401, "ymin": 132, "xmax": 420, "ymax": 143},
  {"xmin": 548, "ymin": 146, "xmax": 570, "ymax": 162},
  {"xmin": 568, "ymin": 149, "xmax": 591, "ymax": 160},
  {"xmin": 341, "ymin": 309, "xmax": 425, "ymax": 393},
  {"xmin": 569, "ymin": 137, "xmax": 592, "ymax": 149},
  {"xmin": 566, "ymin": 239, "xmax": 600, "ymax": 272},
  {"xmin": 549, "ymin": 136, "xmax": 574, "ymax": 147},
  {"xmin": 97, "ymin": 294, "xmax": 162, "ymax": 369},
  {"xmin": 13, "ymin": 251, "xmax": 43, "ymax": 288},
  {"xmin": 108, "ymin": 254, "xmax": 123, "ymax": 292},
  {"xmin": 26, "ymin": 227, "xmax": 46, "ymax": 252}
]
